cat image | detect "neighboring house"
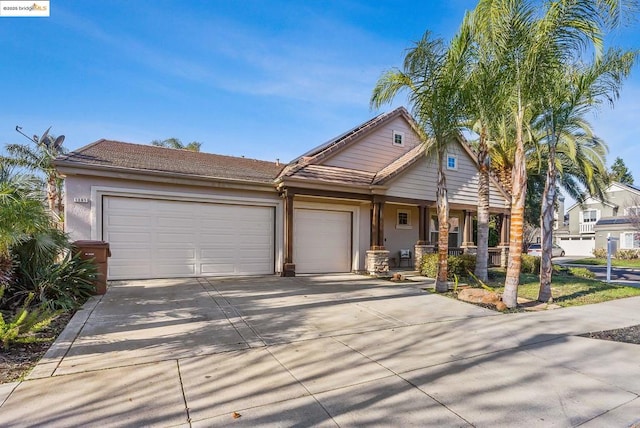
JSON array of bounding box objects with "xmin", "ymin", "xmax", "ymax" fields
[
  {"xmin": 559, "ymin": 182, "xmax": 640, "ymax": 256},
  {"xmin": 55, "ymin": 107, "xmax": 512, "ymax": 280}
]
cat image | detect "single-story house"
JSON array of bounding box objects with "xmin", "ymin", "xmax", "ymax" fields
[{"xmin": 55, "ymin": 107, "xmax": 512, "ymax": 280}]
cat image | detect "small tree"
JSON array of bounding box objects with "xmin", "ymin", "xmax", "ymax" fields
[
  {"xmin": 3, "ymin": 127, "xmax": 66, "ymax": 218},
  {"xmin": 609, "ymin": 157, "xmax": 634, "ymax": 185}
]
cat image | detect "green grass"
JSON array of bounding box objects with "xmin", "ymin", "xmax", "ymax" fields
[
  {"xmin": 482, "ymin": 269, "xmax": 640, "ymax": 307},
  {"xmin": 570, "ymin": 258, "xmax": 640, "ymax": 268}
]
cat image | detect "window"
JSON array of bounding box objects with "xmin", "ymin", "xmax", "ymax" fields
[
  {"xmin": 625, "ymin": 206, "xmax": 640, "ymax": 216},
  {"xmin": 621, "ymin": 232, "xmax": 640, "ymax": 249},
  {"xmin": 446, "ymin": 155, "xmax": 457, "ymax": 170},
  {"xmin": 392, "ymin": 130, "xmax": 404, "ymax": 147},
  {"xmin": 430, "ymin": 215, "xmax": 460, "ymax": 247},
  {"xmin": 396, "ymin": 209, "xmax": 412, "ymax": 229},
  {"xmin": 582, "ymin": 209, "xmax": 598, "ymax": 223}
]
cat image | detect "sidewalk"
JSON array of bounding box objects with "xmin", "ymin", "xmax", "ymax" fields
[{"xmin": 1, "ymin": 275, "xmax": 639, "ymax": 427}]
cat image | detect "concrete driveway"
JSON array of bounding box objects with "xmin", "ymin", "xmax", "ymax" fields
[{"xmin": 1, "ymin": 275, "xmax": 639, "ymax": 427}]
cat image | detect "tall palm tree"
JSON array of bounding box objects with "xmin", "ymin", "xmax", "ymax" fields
[
  {"xmin": 371, "ymin": 25, "xmax": 471, "ymax": 292},
  {"xmin": 3, "ymin": 128, "xmax": 66, "ymax": 217},
  {"xmin": 151, "ymin": 138, "xmax": 202, "ymax": 152},
  {"xmin": 463, "ymin": 11, "xmax": 512, "ymax": 282},
  {"xmin": 536, "ymin": 48, "xmax": 636, "ymax": 302},
  {"xmin": 472, "ymin": 0, "xmax": 630, "ymax": 308}
]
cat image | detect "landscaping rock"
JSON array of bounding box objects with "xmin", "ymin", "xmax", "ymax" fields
[{"xmin": 458, "ymin": 288, "xmax": 506, "ymax": 311}]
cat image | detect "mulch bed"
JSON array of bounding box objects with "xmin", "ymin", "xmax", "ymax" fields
[
  {"xmin": 579, "ymin": 324, "xmax": 640, "ymax": 345},
  {"xmin": 0, "ymin": 312, "xmax": 72, "ymax": 384}
]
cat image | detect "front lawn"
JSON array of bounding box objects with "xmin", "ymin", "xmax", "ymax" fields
[
  {"xmin": 485, "ymin": 271, "xmax": 640, "ymax": 307},
  {"xmin": 569, "ymin": 258, "xmax": 640, "ymax": 268}
]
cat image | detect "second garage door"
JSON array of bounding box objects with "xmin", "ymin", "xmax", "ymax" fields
[
  {"xmin": 103, "ymin": 196, "xmax": 275, "ymax": 279},
  {"xmin": 294, "ymin": 208, "xmax": 352, "ymax": 273}
]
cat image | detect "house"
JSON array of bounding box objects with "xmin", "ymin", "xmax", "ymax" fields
[
  {"xmin": 55, "ymin": 107, "xmax": 512, "ymax": 280},
  {"xmin": 558, "ymin": 182, "xmax": 640, "ymax": 256}
]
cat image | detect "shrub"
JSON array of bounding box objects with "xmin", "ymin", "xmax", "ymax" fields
[
  {"xmin": 420, "ymin": 253, "xmax": 476, "ymax": 280},
  {"xmin": 592, "ymin": 248, "xmax": 607, "ymax": 259},
  {"xmin": 10, "ymin": 250, "xmax": 97, "ymax": 311},
  {"xmin": 520, "ymin": 254, "xmax": 541, "ymax": 274},
  {"xmin": 616, "ymin": 249, "xmax": 639, "ymax": 260},
  {"xmin": 0, "ymin": 287, "xmax": 58, "ymax": 350},
  {"xmin": 568, "ymin": 267, "xmax": 596, "ymax": 279}
]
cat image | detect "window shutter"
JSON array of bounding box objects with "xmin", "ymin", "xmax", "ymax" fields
[
  {"xmin": 596, "ymin": 210, "xmax": 601, "ymax": 221},
  {"xmin": 620, "ymin": 232, "xmax": 627, "ymax": 249},
  {"xmin": 579, "ymin": 211, "xmax": 584, "ymax": 223}
]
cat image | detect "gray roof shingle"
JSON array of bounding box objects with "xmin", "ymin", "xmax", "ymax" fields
[{"xmin": 56, "ymin": 139, "xmax": 285, "ymax": 183}]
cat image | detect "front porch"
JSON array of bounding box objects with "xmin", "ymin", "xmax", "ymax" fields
[{"xmin": 366, "ymin": 200, "xmax": 511, "ymax": 276}]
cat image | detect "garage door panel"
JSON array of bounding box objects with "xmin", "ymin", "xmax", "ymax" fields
[
  {"xmin": 103, "ymin": 196, "xmax": 275, "ymax": 279},
  {"xmin": 294, "ymin": 209, "xmax": 351, "ymax": 274},
  {"xmin": 107, "ymin": 232, "xmax": 152, "ymax": 243},
  {"xmin": 154, "ymin": 264, "xmax": 197, "ymax": 276}
]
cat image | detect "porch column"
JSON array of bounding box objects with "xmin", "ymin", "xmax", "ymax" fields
[
  {"xmin": 499, "ymin": 214, "xmax": 511, "ymax": 246},
  {"xmin": 414, "ymin": 205, "xmax": 434, "ymax": 270},
  {"xmin": 499, "ymin": 214, "xmax": 511, "ymax": 268},
  {"xmin": 282, "ymin": 190, "xmax": 296, "ymax": 277},
  {"xmin": 370, "ymin": 197, "xmax": 385, "ymax": 249},
  {"xmin": 461, "ymin": 210, "xmax": 475, "ymax": 248},
  {"xmin": 418, "ymin": 205, "xmax": 427, "ymax": 244},
  {"xmin": 367, "ymin": 197, "xmax": 389, "ymax": 275}
]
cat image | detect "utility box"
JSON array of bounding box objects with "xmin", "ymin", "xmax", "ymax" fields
[{"xmin": 73, "ymin": 240, "xmax": 111, "ymax": 295}]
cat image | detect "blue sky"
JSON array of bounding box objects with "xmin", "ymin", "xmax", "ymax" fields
[{"xmin": 1, "ymin": 1, "xmax": 639, "ymax": 188}]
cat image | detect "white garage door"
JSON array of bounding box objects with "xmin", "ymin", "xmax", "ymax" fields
[
  {"xmin": 557, "ymin": 236, "xmax": 595, "ymax": 257},
  {"xmin": 103, "ymin": 196, "xmax": 275, "ymax": 279},
  {"xmin": 294, "ymin": 209, "xmax": 352, "ymax": 273}
]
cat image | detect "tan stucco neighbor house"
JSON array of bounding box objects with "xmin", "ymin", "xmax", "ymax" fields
[{"xmin": 55, "ymin": 107, "xmax": 512, "ymax": 280}]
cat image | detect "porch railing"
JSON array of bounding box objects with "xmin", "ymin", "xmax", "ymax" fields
[
  {"xmin": 580, "ymin": 223, "xmax": 595, "ymax": 234},
  {"xmin": 488, "ymin": 248, "xmax": 503, "ymax": 267}
]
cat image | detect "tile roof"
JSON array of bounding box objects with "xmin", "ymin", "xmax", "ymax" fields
[
  {"xmin": 292, "ymin": 165, "xmax": 376, "ymax": 186},
  {"xmin": 56, "ymin": 140, "xmax": 285, "ymax": 183}
]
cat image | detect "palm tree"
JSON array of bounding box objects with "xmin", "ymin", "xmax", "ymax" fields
[
  {"xmin": 463, "ymin": 11, "xmax": 512, "ymax": 282},
  {"xmin": 536, "ymin": 49, "xmax": 636, "ymax": 302},
  {"xmin": 472, "ymin": 0, "xmax": 631, "ymax": 308},
  {"xmin": 151, "ymin": 138, "xmax": 202, "ymax": 152},
  {"xmin": 3, "ymin": 128, "xmax": 66, "ymax": 217},
  {"xmin": 371, "ymin": 25, "xmax": 472, "ymax": 292}
]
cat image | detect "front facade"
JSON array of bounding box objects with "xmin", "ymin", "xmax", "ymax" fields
[
  {"xmin": 560, "ymin": 182, "xmax": 640, "ymax": 256},
  {"xmin": 56, "ymin": 107, "xmax": 512, "ymax": 280}
]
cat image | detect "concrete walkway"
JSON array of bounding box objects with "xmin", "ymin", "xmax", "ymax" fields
[{"xmin": 1, "ymin": 274, "xmax": 639, "ymax": 427}]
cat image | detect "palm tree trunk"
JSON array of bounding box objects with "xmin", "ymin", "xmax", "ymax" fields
[
  {"xmin": 503, "ymin": 110, "xmax": 527, "ymax": 308},
  {"xmin": 538, "ymin": 144, "xmax": 557, "ymax": 302},
  {"xmin": 436, "ymin": 151, "xmax": 450, "ymax": 293},
  {"xmin": 47, "ymin": 175, "xmax": 58, "ymax": 215},
  {"xmin": 475, "ymin": 127, "xmax": 490, "ymax": 282}
]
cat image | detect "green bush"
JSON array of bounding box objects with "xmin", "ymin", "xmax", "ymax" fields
[
  {"xmin": 592, "ymin": 248, "xmax": 607, "ymax": 259},
  {"xmin": 10, "ymin": 250, "xmax": 97, "ymax": 311},
  {"xmin": 520, "ymin": 254, "xmax": 541, "ymax": 274},
  {"xmin": 420, "ymin": 253, "xmax": 476, "ymax": 280},
  {"xmin": 568, "ymin": 267, "xmax": 596, "ymax": 279},
  {"xmin": 616, "ymin": 249, "xmax": 639, "ymax": 260},
  {"xmin": 0, "ymin": 287, "xmax": 58, "ymax": 350}
]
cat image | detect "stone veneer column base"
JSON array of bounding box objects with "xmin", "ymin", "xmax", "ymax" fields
[
  {"xmin": 366, "ymin": 250, "xmax": 390, "ymax": 276},
  {"xmin": 414, "ymin": 244, "xmax": 435, "ymax": 270},
  {"xmin": 281, "ymin": 263, "xmax": 296, "ymax": 277}
]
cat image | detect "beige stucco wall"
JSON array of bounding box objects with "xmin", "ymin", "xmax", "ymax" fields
[{"xmin": 383, "ymin": 204, "xmax": 419, "ymax": 265}]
